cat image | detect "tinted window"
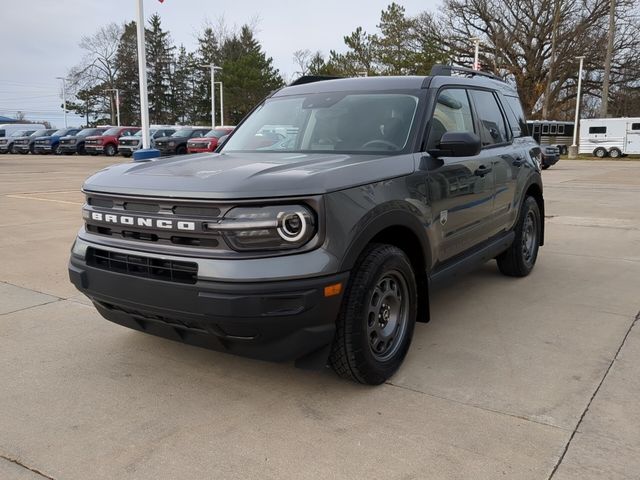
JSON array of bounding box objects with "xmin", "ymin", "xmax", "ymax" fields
[
  {"xmin": 0, "ymin": 130, "xmax": 5, "ymax": 137},
  {"xmin": 533, "ymin": 124, "xmax": 540, "ymax": 134},
  {"xmin": 102, "ymin": 127, "xmax": 122, "ymax": 136},
  {"xmin": 550, "ymin": 124, "xmax": 557, "ymax": 134},
  {"xmin": 558, "ymin": 125, "xmax": 565, "ymax": 134},
  {"xmin": 470, "ymin": 90, "xmax": 508, "ymax": 146},
  {"xmin": 31, "ymin": 129, "xmax": 49, "ymax": 137},
  {"xmin": 190, "ymin": 130, "xmax": 205, "ymax": 138},
  {"xmin": 589, "ymin": 126, "xmax": 606, "ymax": 134},
  {"xmin": 427, "ymin": 88, "xmax": 474, "ymax": 150},
  {"xmin": 631, "ymin": 123, "xmax": 640, "ymax": 130},
  {"xmin": 503, "ymin": 96, "xmax": 527, "ymax": 137},
  {"xmin": 542, "ymin": 124, "xmax": 549, "ymax": 134}
]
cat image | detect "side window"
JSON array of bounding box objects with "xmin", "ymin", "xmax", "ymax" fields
[
  {"xmin": 426, "ymin": 88, "xmax": 474, "ymax": 150},
  {"xmin": 550, "ymin": 124, "xmax": 557, "ymax": 134},
  {"xmin": 542, "ymin": 124, "xmax": 549, "ymax": 134},
  {"xmin": 469, "ymin": 90, "xmax": 509, "ymax": 146},
  {"xmin": 589, "ymin": 126, "xmax": 606, "ymax": 134},
  {"xmin": 503, "ymin": 95, "xmax": 527, "ymax": 138},
  {"xmin": 631, "ymin": 123, "xmax": 640, "ymax": 131},
  {"xmin": 192, "ymin": 131, "xmax": 204, "ymax": 138},
  {"xmin": 558, "ymin": 125, "xmax": 565, "ymax": 134},
  {"xmin": 533, "ymin": 124, "xmax": 540, "ymax": 134}
]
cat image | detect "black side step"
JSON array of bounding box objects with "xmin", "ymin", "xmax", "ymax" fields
[{"xmin": 429, "ymin": 231, "xmax": 515, "ymax": 290}]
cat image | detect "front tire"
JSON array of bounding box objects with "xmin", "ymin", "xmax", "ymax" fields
[
  {"xmin": 104, "ymin": 144, "xmax": 117, "ymax": 157},
  {"xmin": 497, "ymin": 196, "xmax": 541, "ymax": 277},
  {"xmin": 329, "ymin": 244, "xmax": 417, "ymax": 385}
]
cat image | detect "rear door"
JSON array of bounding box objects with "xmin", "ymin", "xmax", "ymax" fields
[
  {"xmin": 626, "ymin": 122, "xmax": 640, "ymax": 154},
  {"xmin": 424, "ymin": 87, "xmax": 495, "ymax": 262},
  {"xmin": 468, "ymin": 89, "xmax": 519, "ymax": 236}
]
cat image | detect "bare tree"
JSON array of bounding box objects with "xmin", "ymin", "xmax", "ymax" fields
[
  {"xmin": 292, "ymin": 49, "xmax": 312, "ymax": 77},
  {"xmin": 437, "ymin": 0, "xmax": 640, "ymax": 119}
]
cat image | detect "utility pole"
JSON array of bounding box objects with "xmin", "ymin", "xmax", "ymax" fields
[
  {"xmin": 55, "ymin": 77, "xmax": 67, "ymax": 128},
  {"xmin": 201, "ymin": 64, "xmax": 221, "ymax": 129},
  {"xmin": 471, "ymin": 37, "xmax": 481, "ymax": 70},
  {"xmin": 601, "ymin": 0, "xmax": 616, "ymax": 117},
  {"xmin": 542, "ymin": 0, "xmax": 562, "ymax": 119},
  {"xmin": 215, "ymin": 81, "xmax": 224, "ymax": 126},
  {"xmin": 133, "ymin": 0, "xmax": 158, "ymax": 160},
  {"xmin": 105, "ymin": 88, "xmax": 120, "ymax": 126},
  {"xmin": 569, "ymin": 56, "xmax": 585, "ymax": 159}
]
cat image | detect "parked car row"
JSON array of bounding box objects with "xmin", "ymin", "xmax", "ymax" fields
[{"xmin": 0, "ymin": 123, "xmax": 235, "ymax": 157}]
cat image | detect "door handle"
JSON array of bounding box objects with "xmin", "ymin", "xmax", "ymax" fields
[{"xmin": 474, "ymin": 165, "xmax": 492, "ymax": 177}]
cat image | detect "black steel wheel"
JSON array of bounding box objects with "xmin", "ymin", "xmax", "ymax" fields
[
  {"xmin": 330, "ymin": 244, "xmax": 417, "ymax": 385},
  {"xmin": 497, "ymin": 196, "xmax": 541, "ymax": 277}
]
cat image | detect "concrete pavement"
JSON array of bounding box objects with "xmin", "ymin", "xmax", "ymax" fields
[{"xmin": 1, "ymin": 155, "xmax": 638, "ymax": 479}]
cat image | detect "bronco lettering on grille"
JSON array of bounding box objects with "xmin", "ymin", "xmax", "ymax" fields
[{"xmin": 90, "ymin": 211, "xmax": 196, "ymax": 231}]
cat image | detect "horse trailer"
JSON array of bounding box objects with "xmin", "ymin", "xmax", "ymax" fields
[{"xmin": 579, "ymin": 117, "xmax": 640, "ymax": 158}]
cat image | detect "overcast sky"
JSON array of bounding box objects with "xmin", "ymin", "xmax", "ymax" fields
[{"xmin": 0, "ymin": 0, "xmax": 440, "ymax": 128}]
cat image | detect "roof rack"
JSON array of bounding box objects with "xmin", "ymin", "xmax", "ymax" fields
[
  {"xmin": 430, "ymin": 64, "xmax": 506, "ymax": 83},
  {"xmin": 289, "ymin": 75, "xmax": 342, "ymax": 86}
]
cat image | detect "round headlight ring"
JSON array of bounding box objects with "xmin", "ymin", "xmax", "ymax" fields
[{"xmin": 277, "ymin": 211, "xmax": 308, "ymax": 242}]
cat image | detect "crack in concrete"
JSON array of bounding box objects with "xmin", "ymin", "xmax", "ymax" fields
[
  {"xmin": 0, "ymin": 454, "xmax": 56, "ymax": 480},
  {"xmin": 547, "ymin": 309, "xmax": 640, "ymax": 479}
]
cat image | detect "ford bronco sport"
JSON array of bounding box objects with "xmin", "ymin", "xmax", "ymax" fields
[{"xmin": 69, "ymin": 65, "xmax": 544, "ymax": 385}]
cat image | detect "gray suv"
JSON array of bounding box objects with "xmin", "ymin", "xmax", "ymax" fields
[{"xmin": 69, "ymin": 65, "xmax": 544, "ymax": 385}]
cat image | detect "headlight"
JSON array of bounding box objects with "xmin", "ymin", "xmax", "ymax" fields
[
  {"xmin": 207, "ymin": 205, "xmax": 316, "ymax": 251},
  {"xmin": 97, "ymin": 139, "xmax": 104, "ymax": 144},
  {"xmin": 70, "ymin": 139, "xmax": 76, "ymax": 144}
]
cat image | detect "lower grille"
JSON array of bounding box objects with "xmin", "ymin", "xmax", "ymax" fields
[{"xmin": 87, "ymin": 247, "xmax": 198, "ymax": 284}]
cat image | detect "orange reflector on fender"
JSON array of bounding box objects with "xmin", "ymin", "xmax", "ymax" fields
[{"xmin": 324, "ymin": 283, "xmax": 342, "ymax": 297}]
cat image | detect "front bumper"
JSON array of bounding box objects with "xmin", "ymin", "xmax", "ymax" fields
[
  {"xmin": 542, "ymin": 153, "xmax": 560, "ymax": 166},
  {"xmin": 14, "ymin": 144, "xmax": 30, "ymax": 152},
  {"xmin": 156, "ymin": 144, "xmax": 177, "ymax": 155},
  {"xmin": 187, "ymin": 146, "xmax": 212, "ymax": 153},
  {"xmin": 68, "ymin": 241, "xmax": 348, "ymax": 368},
  {"xmin": 33, "ymin": 145, "xmax": 52, "ymax": 153},
  {"xmin": 85, "ymin": 145, "xmax": 104, "ymax": 154},
  {"xmin": 58, "ymin": 144, "xmax": 78, "ymax": 153}
]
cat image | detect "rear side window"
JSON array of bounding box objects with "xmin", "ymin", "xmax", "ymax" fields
[
  {"xmin": 589, "ymin": 126, "xmax": 606, "ymax": 134},
  {"xmin": 631, "ymin": 123, "xmax": 640, "ymax": 130},
  {"xmin": 0, "ymin": 130, "xmax": 5, "ymax": 137},
  {"xmin": 550, "ymin": 124, "xmax": 557, "ymax": 134},
  {"xmin": 426, "ymin": 88, "xmax": 475, "ymax": 150},
  {"xmin": 558, "ymin": 125, "xmax": 565, "ymax": 134},
  {"xmin": 503, "ymin": 96, "xmax": 527, "ymax": 138},
  {"xmin": 470, "ymin": 90, "xmax": 509, "ymax": 146},
  {"xmin": 542, "ymin": 124, "xmax": 549, "ymax": 134}
]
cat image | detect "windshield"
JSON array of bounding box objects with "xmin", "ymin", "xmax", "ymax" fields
[
  {"xmin": 205, "ymin": 128, "xmax": 230, "ymax": 138},
  {"xmin": 222, "ymin": 92, "xmax": 419, "ymax": 154},
  {"xmin": 171, "ymin": 128, "xmax": 193, "ymax": 137},
  {"xmin": 102, "ymin": 127, "xmax": 121, "ymax": 136},
  {"xmin": 11, "ymin": 130, "xmax": 28, "ymax": 137},
  {"xmin": 31, "ymin": 129, "xmax": 49, "ymax": 137},
  {"xmin": 52, "ymin": 129, "xmax": 68, "ymax": 137},
  {"xmin": 77, "ymin": 128, "xmax": 97, "ymax": 137}
]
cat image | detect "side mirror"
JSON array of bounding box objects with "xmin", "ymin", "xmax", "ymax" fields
[{"xmin": 428, "ymin": 132, "xmax": 481, "ymax": 158}]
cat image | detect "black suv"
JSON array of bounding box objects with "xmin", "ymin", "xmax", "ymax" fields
[
  {"xmin": 154, "ymin": 127, "xmax": 210, "ymax": 155},
  {"xmin": 69, "ymin": 66, "xmax": 544, "ymax": 385},
  {"xmin": 58, "ymin": 128, "xmax": 108, "ymax": 155}
]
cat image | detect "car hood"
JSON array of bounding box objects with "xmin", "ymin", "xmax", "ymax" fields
[
  {"xmin": 156, "ymin": 136, "xmax": 188, "ymax": 143},
  {"xmin": 83, "ymin": 151, "xmax": 416, "ymax": 199},
  {"xmin": 36, "ymin": 136, "xmax": 54, "ymax": 141}
]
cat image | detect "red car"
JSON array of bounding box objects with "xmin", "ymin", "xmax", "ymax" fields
[
  {"xmin": 187, "ymin": 127, "xmax": 234, "ymax": 153},
  {"xmin": 84, "ymin": 126, "xmax": 141, "ymax": 156}
]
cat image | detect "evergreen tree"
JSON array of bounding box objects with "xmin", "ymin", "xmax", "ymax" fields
[
  {"xmin": 169, "ymin": 45, "xmax": 193, "ymax": 124},
  {"xmin": 373, "ymin": 3, "xmax": 418, "ymax": 75},
  {"xmin": 145, "ymin": 14, "xmax": 174, "ymax": 124},
  {"xmin": 219, "ymin": 25, "xmax": 284, "ymax": 125},
  {"xmin": 114, "ymin": 21, "xmax": 140, "ymax": 125},
  {"xmin": 193, "ymin": 26, "xmax": 222, "ymax": 125}
]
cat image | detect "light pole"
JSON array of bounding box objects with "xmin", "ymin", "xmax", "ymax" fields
[
  {"xmin": 55, "ymin": 77, "xmax": 67, "ymax": 128},
  {"xmin": 569, "ymin": 56, "xmax": 585, "ymax": 158},
  {"xmin": 105, "ymin": 88, "xmax": 120, "ymax": 126},
  {"xmin": 214, "ymin": 81, "xmax": 224, "ymax": 126},
  {"xmin": 201, "ymin": 64, "xmax": 221, "ymax": 129},
  {"xmin": 133, "ymin": 0, "xmax": 158, "ymax": 161},
  {"xmin": 471, "ymin": 37, "xmax": 481, "ymax": 70}
]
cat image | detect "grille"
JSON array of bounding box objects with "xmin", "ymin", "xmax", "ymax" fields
[{"xmin": 87, "ymin": 247, "xmax": 198, "ymax": 284}]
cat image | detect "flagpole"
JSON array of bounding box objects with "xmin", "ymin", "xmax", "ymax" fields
[{"xmin": 133, "ymin": 0, "xmax": 160, "ymax": 161}]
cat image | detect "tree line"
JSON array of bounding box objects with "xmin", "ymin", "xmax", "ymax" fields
[{"xmin": 66, "ymin": 1, "xmax": 640, "ymax": 127}]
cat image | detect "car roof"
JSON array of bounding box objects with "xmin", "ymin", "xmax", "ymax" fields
[{"xmin": 276, "ymin": 70, "xmax": 518, "ymax": 98}]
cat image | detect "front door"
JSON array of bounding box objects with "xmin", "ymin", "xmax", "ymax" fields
[
  {"xmin": 626, "ymin": 122, "xmax": 640, "ymax": 154},
  {"xmin": 424, "ymin": 87, "xmax": 495, "ymax": 263}
]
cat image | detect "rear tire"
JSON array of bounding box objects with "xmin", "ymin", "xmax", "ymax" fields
[
  {"xmin": 609, "ymin": 148, "xmax": 622, "ymax": 159},
  {"xmin": 329, "ymin": 244, "xmax": 417, "ymax": 385},
  {"xmin": 593, "ymin": 147, "xmax": 607, "ymax": 158},
  {"xmin": 497, "ymin": 196, "xmax": 541, "ymax": 277},
  {"xmin": 9, "ymin": 144, "xmax": 16, "ymax": 154}
]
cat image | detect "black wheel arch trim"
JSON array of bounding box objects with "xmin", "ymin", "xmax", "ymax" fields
[{"xmin": 521, "ymin": 174, "xmax": 545, "ymax": 246}]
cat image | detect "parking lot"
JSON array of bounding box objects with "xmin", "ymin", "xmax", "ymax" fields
[{"xmin": 0, "ymin": 154, "xmax": 638, "ymax": 479}]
